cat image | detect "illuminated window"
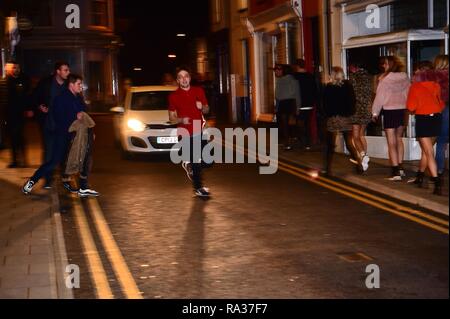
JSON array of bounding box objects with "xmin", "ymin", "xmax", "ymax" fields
[
  {"xmin": 212, "ymin": 0, "xmax": 221, "ymax": 24},
  {"xmin": 238, "ymin": 0, "xmax": 248, "ymax": 11},
  {"xmin": 91, "ymin": 0, "xmax": 109, "ymax": 27}
]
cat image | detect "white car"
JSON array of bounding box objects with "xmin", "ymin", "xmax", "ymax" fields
[{"xmin": 111, "ymin": 86, "xmax": 180, "ymax": 156}]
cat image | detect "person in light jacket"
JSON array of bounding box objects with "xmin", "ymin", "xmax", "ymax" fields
[{"xmin": 372, "ymin": 56, "xmax": 410, "ymax": 181}]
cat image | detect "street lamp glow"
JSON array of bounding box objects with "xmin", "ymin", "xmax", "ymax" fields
[
  {"xmin": 168, "ymin": 54, "xmax": 177, "ymax": 59},
  {"xmin": 133, "ymin": 67, "xmax": 142, "ymax": 71},
  {"xmin": 176, "ymin": 33, "xmax": 186, "ymax": 37}
]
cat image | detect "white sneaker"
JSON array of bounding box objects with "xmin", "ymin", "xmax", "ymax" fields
[
  {"xmin": 361, "ymin": 155, "xmax": 370, "ymax": 172},
  {"xmin": 195, "ymin": 187, "xmax": 211, "ymax": 198},
  {"xmin": 22, "ymin": 180, "xmax": 35, "ymax": 195},
  {"xmin": 386, "ymin": 175, "xmax": 402, "ymax": 182},
  {"xmin": 78, "ymin": 188, "xmax": 100, "ymax": 197}
]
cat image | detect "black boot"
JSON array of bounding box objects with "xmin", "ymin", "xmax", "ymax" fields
[
  {"xmin": 414, "ymin": 171, "xmax": 425, "ymax": 188},
  {"xmin": 432, "ymin": 176, "xmax": 442, "ymax": 196}
]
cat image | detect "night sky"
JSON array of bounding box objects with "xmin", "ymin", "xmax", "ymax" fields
[{"xmin": 115, "ymin": 0, "xmax": 210, "ymax": 85}]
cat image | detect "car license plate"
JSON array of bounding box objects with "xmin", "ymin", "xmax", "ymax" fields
[{"xmin": 157, "ymin": 137, "xmax": 178, "ymax": 144}]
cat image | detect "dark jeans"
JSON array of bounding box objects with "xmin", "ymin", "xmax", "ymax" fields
[
  {"xmin": 277, "ymin": 99, "xmax": 296, "ymax": 145},
  {"xmin": 40, "ymin": 127, "xmax": 57, "ymax": 184},
  {"xmin": 31, "ymin": 134, "xmax": 71, "ymax": 184},
  {"xmin": 324, "ymin": 130, "xmax": 360, "ymax": 173},
  {"xmin": 187, "ymin": 135, "xmax": 211, "ymax": 190},
  {"xmin": 436, "ymin": 105, "xmax": 449, "ymax": 173},
  {"xmin": 79, "ymin": 129, "xmax": 95, "ymax": 189},
  {"xmin": 297, "ymin": 110, "xmax": 313, "ymax": 148}
]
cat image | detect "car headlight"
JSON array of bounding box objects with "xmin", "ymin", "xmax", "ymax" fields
[{"xmin": 127, "ymin": 119, "xmax": 146, "ymax": 132}]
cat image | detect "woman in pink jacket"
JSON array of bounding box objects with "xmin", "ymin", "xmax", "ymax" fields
[{"xmin": 372, "ymin": 56, "xmax": 411, "ymax": 181}]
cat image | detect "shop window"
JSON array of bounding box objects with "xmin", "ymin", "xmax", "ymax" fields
[
  {"xmin": 3, "ymin": 0, "xmax": 53, "ymax": 27},
  {"xmin": 88, "ymin": 61, "xmax": 104, "ymax": 101},
  {"xmin": 390, "ymin": 0, "xmax": 428, "ymax": 31},
  {"xmin": 433, "ymin": 0, "xmax": 448, "ymax": 28},
  {"xmin": 411, "ymin": 40, "xmax": 446, "ymax": 72},
  {"xmin": 91, "ymin": 0, "xmax": 109, "ymax": 27}
]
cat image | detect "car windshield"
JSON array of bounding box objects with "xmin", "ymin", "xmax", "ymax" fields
[{"xmin": 130, "ymin": 91, "xmax": 171, "ymax": 111}]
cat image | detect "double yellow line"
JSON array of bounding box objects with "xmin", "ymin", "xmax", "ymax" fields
[
  {"xmin": 225, "ymin": 140, "xmax": 449, "ymax": 235},
  {"xmin": 71, "ymin": 196, "xmax": 143, "ymax": 299}
]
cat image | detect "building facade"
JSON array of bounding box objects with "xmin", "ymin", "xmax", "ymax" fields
[
  {"xmin": 210, "ymin": 0, "xmax": 449, "ymax": 164},
  {"xmin": 328, "ymin": 0, "xmax": 449, "ymax": 160},
  {"xmin": 209, "ymin": 0, "xmax": 323, "ymax": 124},
  {"xmin": 1, "ymin": 0, "xmax": 120, "ymax": 111}
]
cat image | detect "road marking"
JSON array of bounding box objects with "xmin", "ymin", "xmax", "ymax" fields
[
  {"xmin": 87, "ymin": 198, "xmax": 143, "ymax": 299},
  {"xmin": 278, "ymin": 164, "xmax": 449, "ymax": 235},
  {"xmin": 71, "ymin": 196, "xmax": 114, "ymax": 299},
  {"xmin": 278, "ymin": 161, "xmax": 449, "ymax": 228},
  {"xmin": 224, "ymin": 140, "xmax": 449, "ymax": 235}
]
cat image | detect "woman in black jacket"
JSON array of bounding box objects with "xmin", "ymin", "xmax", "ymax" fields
[{"xmin": 323, "ymin": 67, "xmax": 362, "ymax": 175}]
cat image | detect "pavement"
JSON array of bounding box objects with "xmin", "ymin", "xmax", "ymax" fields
[
  {"xmin": 0, "ymin": 143, "xmax": 73, "ymax": 299},
  {"xmin": 0, "ymin": 120, "xmax": 448, "ymax": 299}
]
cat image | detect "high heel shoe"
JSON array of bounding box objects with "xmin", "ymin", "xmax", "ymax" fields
[{"xmin": 407, "ymin": 171, "xmax": 424, "ymax": 188}]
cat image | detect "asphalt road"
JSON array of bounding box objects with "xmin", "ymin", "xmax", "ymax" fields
[{"xmin": 60, "ymin": 115, "xmax": 449, "ymax": 299}]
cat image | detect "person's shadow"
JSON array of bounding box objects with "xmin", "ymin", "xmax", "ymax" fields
[{"xmin": 174, "ymin": 199, "xmax": 208, "ymax": 298}]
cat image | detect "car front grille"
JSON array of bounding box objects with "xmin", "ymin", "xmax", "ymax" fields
[{"xmin": 146, "ymin": 123, "xmax": 178, "ymax": 130}]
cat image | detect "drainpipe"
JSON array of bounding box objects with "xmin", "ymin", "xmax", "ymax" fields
[{"xmin": 291, "ymin": 0, "xmax": 305, "ymax": 58}]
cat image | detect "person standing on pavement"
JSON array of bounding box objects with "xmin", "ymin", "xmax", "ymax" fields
[
  {"xmin": 32, "ymin": 61, "xmax": 70, "ymax": 186},
  {"xmin": 349, "ymin": 64, "xmax": 374, "ymax": 172},
  {"xmin": 432, "ymin": 55, "xmax": 449, "ymax": 179},
  {"xmin": 292, "ymin": 59, "xmax": 318, "ymax": 150},
  {"xmin": 406, "ymin": 66, "xmax": 445, "ymax": 195},
  {"xmin": 23, "ymin": 74, "xmax": 99, "ymax": 197},
  {"xmin": 322, "ymin": 67, "xmax": 362, "ymax": 175},
  {"xmin": 169, "ymin": 68, "xmax": 211, "ymax": 198},
  {"xmin": 4, "ymin": 61, "xmax": 32, "ymax": 168},
  {"xmin": 274, "ymin": 64, "xmax": 302, "ymax": 151},
  {"xmin": 372, "ymin": 56, "xmax": 410, "ymax": 181}
]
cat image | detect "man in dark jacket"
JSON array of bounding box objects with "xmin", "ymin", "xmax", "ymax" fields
[
  {"xmin": 293, "ymin": 59, "xmax": 319, "ymax": 149},
  {"xmin": 32, "ymin": 61, "xmax": 70, "ymax": 186},
  {"xmin": 4, "ymin": 61, "xmax": 32, "ymax": 168},
  {"xmin": 23, "ymin": 74, "xmax": 99, "ymax": 197}
]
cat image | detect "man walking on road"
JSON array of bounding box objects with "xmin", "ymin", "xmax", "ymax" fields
[
  {"xmin": 23, "ymin": 74, "xmax": 99, "ymax": 197},
  {"xmin": 32, "ymin": 61, "xmax": 70, "ymax": 187},
  {"xmin": 169, "ymin": 68, "xmax": 211, "ymax": 198}
]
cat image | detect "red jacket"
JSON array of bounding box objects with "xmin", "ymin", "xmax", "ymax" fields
[{"xmin": 407, "ymin": 81, "xmax": 445, "ymax": 115}]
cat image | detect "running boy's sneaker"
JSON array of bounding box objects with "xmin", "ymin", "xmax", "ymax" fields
[
  {"xmin": 182, "ymin": 161, "xmax": 193, "ymax": 181},
  {"xmin": 195, "ymin": 187, "xmax": 211, "ymax": 198},
  {"xmin": 22, "ymin": 180, "xmax": 35, "ymax": 195},
  {"xmin": 78, "ymin": 188, "xmax": 100, "ymax": 198}
]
